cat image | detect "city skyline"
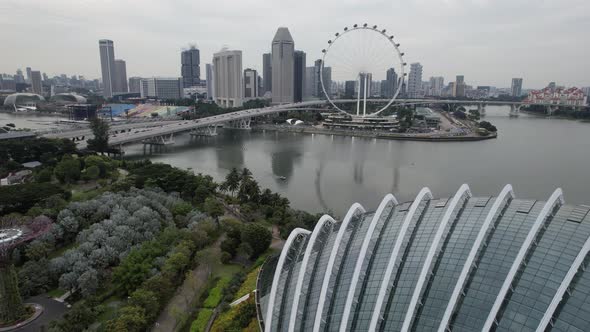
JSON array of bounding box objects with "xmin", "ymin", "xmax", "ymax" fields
[{"xmin": 1, "ymin": 0, "xmax": 589, "ymax": 88}]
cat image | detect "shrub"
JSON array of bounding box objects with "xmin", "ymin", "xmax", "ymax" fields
[{"xmin": 190, "ymin": 308, "xmax": 213, "ymax": 332}]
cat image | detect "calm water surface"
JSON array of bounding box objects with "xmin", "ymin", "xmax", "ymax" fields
[
  {"xmin": 122, "ymin": 106, "xmax": 590, "ymax": 215},
  {"xmin": 4, "ymin": 108, "xmax": 589, "ymax": 215}
]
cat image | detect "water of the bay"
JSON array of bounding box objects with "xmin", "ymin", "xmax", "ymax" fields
[{"xmin": 3, "ymin": 107, "xmax": 589, "ymax": 215}]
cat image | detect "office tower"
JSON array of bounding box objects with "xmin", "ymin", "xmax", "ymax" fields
[
  {"xmin": 345, "ymin": 81, "xmax": 356, "ymax": 98},
  {"xmin": 140, "ymin": 77, "xmax": 183, "ymax": 99},
  {"xmin": 359, "ymin": 72, "xmax": 372, "ymax": 98},
  {"xmin": 212, "ymin": 49, "xmax": 243, "ymax": 108},
  {"xmin": 429, "ymin": 76, "xmax": 444, "ymax": 96},
  {"xmin": 42, "ymin": 73, "xmax": 48, "ymax": 82},
  {"xmin": 244, "ymin": 68, "xmax": 258, "ymax": 99},
  {"xmin": 271, "ymin": 27, "xmax": 295, "ymax": 104},
  {"xmin": 262, "ymin": 53, "xmax": 272, "ymax": 96},
  {"xmin": 294, "ymin": 50, "xmax": 306, "ymax": 102},
  {"xmin": 25, "ymin": 67, "xmax": 32, "ymax": 83},
  {"xmin": 99, "ymin": 39, "xmax": 116, "ymax": 98},
  {"xmin": 114, "ymin": 59, "xmax": 128, "ymax": 93},
  {"xmin": 407, "ymin": 63, "xmax": 423, "ymax": 98},
  {"xmin": 381, "ymin": 68, "xmax": 398, "ymax": 98},
  {"xmin": 181, "ymin": 46, "xmax": 200, "ymax": 88},
  {"xmin": 454, "ymin": 75, "xmax": 465, "ymax": 97},
  {"xmin": 206, "ymin": 64, "xmax": 214, "ymax": 100},
  {"xmin": 257, "ymin": 75, "xmax": 263, "ymax": 97},
  {"xmin": 128, "ymin": 77, "xmax": 142, "ymax": 93},
  {"xmin": 511, "ymin": 78, "xmax": 523, "ymax": 97},
  {"xmin": 30, "ymin": 71, "xmax": 42, "ymax": 95},
  {"xmin": 304, "ymin": 67, "xmax": 315, "ymax": 98},
  {"xmin": 314, "ymin": 59, "xmax": 332, "ymax": 98}
]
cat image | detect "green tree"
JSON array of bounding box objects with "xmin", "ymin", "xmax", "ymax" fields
[
  {"xmin": 86, "ymin": 118, "xmax": 110, "ymax": 153},
  {"xmin": 54, "ymin": 156, "xmax": 81, "ymax": 184},
  {"xmin": 478, "ymin": 120, "xmax": 498, "ymax": 132},
  {"xmin": 105, "ymin": 306, "xmax": 147, "ymax": 332},
  {"xmin": 221, "ymin": 167, "xmax": 241, "ymax": 196},
  {"xmin": 204, "ymin": 197, "xmax": 224, "ymax": 224},
  {"xmin": 82, "ymin": 165, "xmax": 100, "ymax": 181},
  {"xmin": 241, "ymin": 224, "xmax": 271, "ymax": 259},
  {"xmin": 35, "ymin": 168, "xmax": 53, "ymax": 183},
  {"xmin": 0, "ymin": 264, "xmax": 26, "ymax": 323},
  {"xmin": 129, "ymin": 289, "xmax": 160, "ymax": 322}
]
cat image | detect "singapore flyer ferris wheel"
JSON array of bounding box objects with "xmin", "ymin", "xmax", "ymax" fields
[{"xmin": 320, "ymin": 24, "xmax": 406, "ymax": 117}]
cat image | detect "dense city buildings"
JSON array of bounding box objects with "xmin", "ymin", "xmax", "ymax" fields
[
  {"xmin": 181, "ymin": 46, "xmax": 200, "ymax": 88},
  {"xmin": 206, "ymin": 64, "xmax": 214, "ymax": 100},
  {"xmin": 380, "ymin": 68, "xmax": 398, "ymax": 98},
  {"xmin": 511, "ymin": 78, "xmax": 523, "ymax": 97},
  {"xmin": 476, "ymin": 86, "xmax": 491, "ymax": 98},
  {"xmin": 271, "ymin": 27, "xmax": 295, "ymax": 104},
  {"xmin": 140, "ymin": 77, "xmax": 183, "ymax": 100},
  {"xmin": 359, "ymin": 72, "xmax": 372, "ymax": 99},
  {"xmin": 344, "ymin": 80, "xmax": 355, "ymax": 99},
  {"xmin": 294, "ymin": 50, "xmax": 306, "ymax": 102},
  {"xmin": 262, "ymin": 53, "xmax": 272, "ymax": 97},
  {"xmin": 314, "ymin": 59, "xmax": 331, "ymax": 98},
  {"xmin": 30, "ymin": 71, "xmax": 42, "ymax": 95},
  {"xmin": 98, "ymin": 39, "xmax": 116, "ymax": 98},
  {"xmin": 128, "ymin": 76, "xmax": 142, "ymax": 93},
  {"xmin": 212, "ymin": 49, "xmax": 243, "ymax": 108},
  {"xmin": 526, "ymin": 86, "xmax": 587, "ymax": 106},
  {"xmin": 25, "ymin": 67, "xmax": 32, "ymax": 84},
  {"xmin": 407, "ymin": 63, "xmax": 423, "ymax": 98},
  {"xmin": 243, "ymin": 68, "xmax": 258, "ymax": 99},
  {"xmin": 114, "ymin": 59, "xmax": 128, "ymax": 93},
  {"xmin": 304, "ymin": 67, "xmax": 315, "ymax": 99},
  {"xmin": 258, "ymin": 185, "xmax": 590, "ymax": 332},
  {"xmin": 429, "ymin": 76, "xmax": 444, "ymax": 97}
]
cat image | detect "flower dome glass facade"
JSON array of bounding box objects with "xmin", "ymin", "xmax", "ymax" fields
[{"xmin": 256, "ymin": 184, "xmax": 590, "ymax": 332}]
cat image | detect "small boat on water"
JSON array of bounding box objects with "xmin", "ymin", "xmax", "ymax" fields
[{"xmin": 278, "ymin": 176, "xmax": 287, "ymax": 181}]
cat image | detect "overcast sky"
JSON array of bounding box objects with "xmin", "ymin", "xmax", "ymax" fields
[{"xmin": 2, "ymin": 0, "xmax": 589, "ymax": 88}]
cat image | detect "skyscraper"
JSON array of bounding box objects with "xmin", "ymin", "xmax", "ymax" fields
[
  {"xmin": 407, "ymin": 63, "xmax": 423, "ymax": 98},
  {"xmin": 294, "ymin": 50, "xmax": 306, "ymax": 102},
  {"xmin": 206, "ymin": 64, "xmax": 214, "ymax": 100},
  {"xmin": 271, "ymin": 27, "xmax": 295, "ymax": 104},
  {"xmin": 344, "ymin": 81, "xmax": 356, "ymax": 99},
  {"xmin": 304, "ymin": 67, "xmax": 315, "ymax": 99},
  {"xmin": 212, "ymin": 49, "xmax": 243, "ymax": 108},
  {"xmin": 262, "ymin": 53, "xmax": 272, "ymax": 96},
  {"xmin": 511, "ymin": 78, "xmax": 523, "ymax": 97},
  {"xmin": 25, "ymin": 67, "xmax": 32, "ymax": 84},
  {"xmin": 30, "ymin": 71, "xmax": 42, "ymax": 95},
  {"xmin": 128, "ymin": 77, "xmax": 142, "ymax": 93},
  {"xmin": 99, "ymin": 39, "xmax": 116, "ymax": 98},
  {"xmin": 114, "ymin": 59, "xmax": 128, "ymax": 93},
  {"xmin": 454, "ymin": 75, "xmax": 466, "ymax": 97},
  {"xmin": 359, "ymin": 72, "xmax": 372, "ymax": 98},
  {"xmin": 15, "ymin": 69, "xmax": 25, "ymax": 84},
  {"xmin": 314, "ymin": 59, "xmax": 331, "ymax": 98},
  {"xmin": 429, "ymin": 76, "xmax": 444, "ymax": 96},
  {"xmin": 244, "ymin": 68, "xmax": 258, "ymax": 99},
  {"xmin": 181, "ymin": 46, "xmax": 200, "ymax": 88},
  {"xmin": 381, "ymin": 68, "xmax": 398, "ymax": 98}
]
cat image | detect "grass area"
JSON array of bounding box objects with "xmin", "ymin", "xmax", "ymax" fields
[
  {"xmin": 233, "ymin": 268, "xmax": 258, "ymax": 301},
  {"xmin": 189, "ymin": 308, "xmax": 213, "ymax": 332},
  {"xmin": 203, "ymin": 277, "xmax": 231, "ymax": 308},
  {"xmin": 46, "ymin": 288, "xmax": 66, "ymax": 298}
]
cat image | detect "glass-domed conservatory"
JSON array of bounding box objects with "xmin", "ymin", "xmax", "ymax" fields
[
  {"xmin": 3, "ymin": 93, "xmax": 45, "ymax": 106},
  {"xmin": 256, "ymin": 184, "xmax": 590, "ymax": 332}
]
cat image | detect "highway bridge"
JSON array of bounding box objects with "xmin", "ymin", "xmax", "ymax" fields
[{"xmin": 41, "ymin": 98, "xmax": 562, "ymax": 149}]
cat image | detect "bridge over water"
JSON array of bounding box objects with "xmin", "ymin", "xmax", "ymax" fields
[{"xmin": 42, "ymin": 98, "xmax": 560, "ymax": 148}]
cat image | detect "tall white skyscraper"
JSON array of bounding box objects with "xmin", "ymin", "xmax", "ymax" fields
[
  {"xmin": 99, "ymin": 39, "xmax": 116, "ymax": 98},
  {"xmin": 407, "ymin": 63, "xmax": 423, "ymax": 98},
  {"xmin": 271, "ymin": 27, "xmax": 295, "ymax": 104},
  {"xmin": 212, "ymin": 49, "xmax": 243, "ymax": 108},
  {"xmin": 114, "ymin": 59, "xmax": 128, "ymax": 93},
  {"xmin": 429, "ymin": 76, "xmax": 444, "ymax": 96}
]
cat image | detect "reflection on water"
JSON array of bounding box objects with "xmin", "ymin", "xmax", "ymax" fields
[{"xmin": 120, "ymin": 106, "xmax": 590, "ymax": 215}]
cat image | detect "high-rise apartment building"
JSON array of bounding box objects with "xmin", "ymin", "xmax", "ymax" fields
[
  {"xmin": 30, "ymin": 71, "xmax": 42, "ymax": 95},
  {"xmin": 114, "ymin": 59, "xmax": 128, "ymax": 93},
  {"xmin": 407, "ymin": 63, "xmax": 423, "ymax": 98},
  {"xmin": 26, "ymin": 67, "xmax": 32, "ymax": 84},
  {"xmin": 429, "ymin": 76, "xmax": 444, "ymax": 96},
  {"xmin": 511, "ymin": 78, "xmax": 523, "ymax": 97},
  {"xmin": 212, "ymin": 49, "xmax": 243, "ymax": 108},
  {"xmin": 128, "ymin": 77, "xmax": 142, "ymax": 93},
  {"xmin": 454, "ymin": 75, "xmax": 465, "ymax": 97},
  {"xmin": 99, "ymin": 39, "xmax": 116, "ymax": 98},
  {"xmin": 244, "ymin": 68, "xmax": 258, "ymax": 99},
  {"xmin": 271, "ymin": 27, "xmax": 295, "ymax": 104},
  {"xmin": 344, "ymin": 80, "xmax": 356, "ymax": 99},
  {"xmin": 140, "ymin": 77, "xmax": 183, "ymax": 100},
  {"xmin": 262, "ymin": 53, "xmax": 272, "ymax": 97},
  {"xmin": 304, "ymin": 67, "xmax": 315, "ymax": 99},
  {"xmin": 181, "ymin": 46, "xmax": 200, "ymax": 88},
  {"xmin": 381, "ymin": 68, "xmax": 398, "ymax": 98},
  {"xmin": 294, "ymin": 50, "xmax": 306, "ymax": 102},
  {"xmin": 206, "ymin": 64, "xmax": 214, "ymax": 100},
  {"xmin": 314, "ymin": 59, "xmax": 331, "ymax": 98}
]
